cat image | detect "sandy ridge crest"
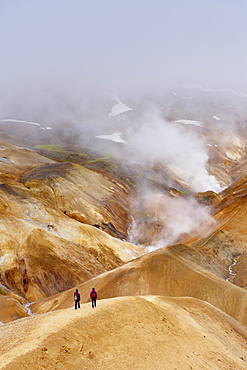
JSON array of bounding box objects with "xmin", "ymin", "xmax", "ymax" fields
[{"xmin": 1, "ymin": 296, "xmax": 247, "ymax": 369}]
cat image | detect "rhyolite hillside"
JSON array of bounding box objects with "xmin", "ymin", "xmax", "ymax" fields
[{"xmin": 0, "ymin": 90, "xmax": 247, "ymax": 369}]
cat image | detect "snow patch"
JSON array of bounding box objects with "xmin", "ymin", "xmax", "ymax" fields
[
  {"xmin": 96, "ymin": 132, "xmax": 127, "ymax": 143},
  {"xmin": 175, "ymin": 119, "xmax": 204, "ymax": 127},
  {"xmin": 108, "ymin": 97, "xmax": 132, "ymax": 117},
  {"xmin": 213, "ymin": 116, "xmax": 221, "ymax": 121},
  {"xmin": 0, "ymin": 119, "xmax": 52, "ymax": 130}
]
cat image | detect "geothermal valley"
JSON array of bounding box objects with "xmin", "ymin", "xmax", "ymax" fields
[{"xmin": 0, "ymin": 87, "xmax": 247, "ymax": 369}]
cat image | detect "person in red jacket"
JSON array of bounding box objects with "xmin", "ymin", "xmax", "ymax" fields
[
  {"xmin": 90, "ymin": 287, "xmax": 97, "ymax": 308},
  {"xmin": 74, "ymin": 288, "xmax": 81, "ymax": 309}
]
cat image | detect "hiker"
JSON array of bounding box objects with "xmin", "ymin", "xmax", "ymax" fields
[
  {"xmin": 74, "ymin": 288, "xmax": 80, "ymax": 309},
  {"xmin": 90, "ymin": 287, "xmax": 97, "ymax": 308}
]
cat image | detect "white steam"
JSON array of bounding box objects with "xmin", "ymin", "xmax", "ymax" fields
[
  {"xmin": 129, "ymin": 191, "xmax": 215, "ymax": 251},
  {"xmin": 126, "ymin": 110, "xmax": 221, "ymax": 192},
  {"xmin": 124, "ymin": 109, "xmax": 220, "ymax": 251}
]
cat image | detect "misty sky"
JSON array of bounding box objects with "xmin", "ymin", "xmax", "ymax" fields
[{"xmin": 1, "ymin": 0, "xmax": 247, "ymax": 96}]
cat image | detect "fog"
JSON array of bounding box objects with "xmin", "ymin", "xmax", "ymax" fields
[
  {"xmin": 1, "ymin": 1, "xmax": 247, "ymax": 249},
  {"xmin": 1, "ymin": 1, "xmax": 247, "ymax": 100},
  {"xmin": 1, "ymin": 1, "xmax": 247, "ymax": 132},
  {"xmin": 1, "ymin": 1, "xmax": 247, "ymax": 121}
]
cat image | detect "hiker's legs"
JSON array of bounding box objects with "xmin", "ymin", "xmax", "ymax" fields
[
  {"xmin": 78, "ymin": 301, "xmax": 80, "ymax": 308},
  {"xmin": 92, "ymin": 298, "xmax": 96, "ymax": 308}
]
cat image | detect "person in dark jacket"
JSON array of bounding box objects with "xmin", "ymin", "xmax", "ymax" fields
[
  {"xmin": 90, "ymin": 287, "xmax": 97, "ymax": 308},
  {"xmin": 74, "ymin": 288, "xmax": 81, "ymax": 309}
]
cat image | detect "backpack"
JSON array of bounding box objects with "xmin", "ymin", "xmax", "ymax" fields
[
  {"xmin": 91, "ymin": 291, "xmax": 97, "ymax": 299},
  {"xmin": 74, "ymin": 293, "xmax": 78, "ymax": 301}
]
